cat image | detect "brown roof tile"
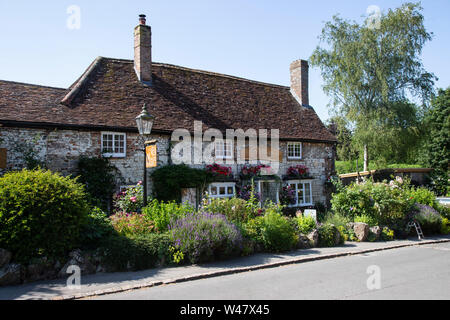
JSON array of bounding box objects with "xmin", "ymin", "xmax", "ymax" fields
[{"xmin": 0, "ymin": 57, "xmax": 336, "ymax": 142}]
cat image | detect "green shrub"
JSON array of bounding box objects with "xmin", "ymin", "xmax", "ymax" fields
[
  {"xmin": 354, "ymin": 214, "xmax": 378, "ymax": 227},
  {"xmin": 317, "ymin": 224, "xmax": 342, "ymax": 247},
  {"xmin": 79, "ymin": 207, "xmax": 116, "ymax": 249},
  {"xmin": 169, "ymin": 212, "xmax": 243, "ymax": 264},
  {"xmin": 407, "ymin": 187, "xmax": 437, "ymax": 208},
  {"xmin": 441, "ymin": 218, "xmax": 450, "ymax": 235},
  {"xmin": 77, "ymin": 156, "xmax": 118, "ymax": 211},
  {"xmin": 142, "ymin": 199, "xmax": 193, "ymax": 233},
  {"xmin": 412, "ymin": 204, "xmax": 442, "ymax": 235},
  {"xmin": 296, "ymin": 215, "xmax": 317, "ymax": 234},
  {"xmin": 202, "ymin": 197, "xmax": 259, "ymax": 224},
  {"xmin": 151, "ymin": 165, "xmax": 213, "ymax": 202},
  {"xmin": 98, "ymin": 233, "xmax": 171, "ymax": 272},
  {"xmin": 110, "ymin": 212, "xmax": 157, "ymax": 237},
  {"xmin": 260, "ymin": 211, "xmax": 298, "ymax": 252},
  {"xmin": 381, "ymin": 227, "xmax": 395, "ymax": 241},
  {"xmin": 323, "ymin": 212, "xmax": 351, "ymax": 228},
  {"xmin": 0, "ymin": 169, "xmax": 90, "ymax": 262}
]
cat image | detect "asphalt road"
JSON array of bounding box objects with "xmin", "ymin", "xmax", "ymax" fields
[{"xmin": 95, "ymin": 242, "xmax": 450, "ymax": 300}]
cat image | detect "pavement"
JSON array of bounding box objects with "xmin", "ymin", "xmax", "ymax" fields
[
  {"xmin": 0, "ymin": 235, "xmax": 449, "ymax": 300},
  {"xmin": 96, "ymin": 241, "xmax": 450, "ymax": 300}
]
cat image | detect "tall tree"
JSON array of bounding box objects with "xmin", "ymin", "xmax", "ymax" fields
[{"xmin": 311, "ymin": 2, "xmax": 436, "ymax": 170}]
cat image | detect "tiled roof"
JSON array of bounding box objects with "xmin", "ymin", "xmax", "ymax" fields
[{"xmin": 0, "ymin": 57, "xmax": 336, "ymax": 142}]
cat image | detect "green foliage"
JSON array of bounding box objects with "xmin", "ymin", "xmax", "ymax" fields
[
  {"xmin": 12, "ymin": 134, "xmax": 46, "ymax": 170},
  {"xmin": 421, "ymin": 88, "xmax": 450, "ymax": 193},
  {"xmin": 335, "ymin": 161, "xmax": 422, "ymax": 175},
  {"xmin": 77, "ymin": 156, "xmax": 118, "ymax": 211},
  {"xmin": 441, "ymin": 218, "xmax": 450, "ymax": 235},
  {"xmin": 0, "ymin": 169, "xmax": 90, "ymax": 262},
  {"xmin": 78, "ymin": 207, "xmax": 115, "ymax": 249},
  {"xmin": 406, "ymin": 187, "xmax": 437, "ymax": 208},
  {"xmin": 354, "ymin": 214, "xmax": 378, "ymax": 227},
  {"xmin": 331, "ymin": 179, "xmax": 414, "ymax": 227},
  {"xmin": 98, "ymin": 233, "xmax": 171, "ymax": 272},
  {"xmin": 202, "ymin": 197, "xmax": 260, "ymax": 224},
  {"xmin": 110, "ymin": 212, "xmax": 157, "ymax": 237},
  {"xmin": 381, "ymin": 227, "xmax": 395, "ymax": 241},
  {"xmin": 142, "ymin": 199, "xmax": 193, "ymax": 233},
  {"xmin": 318, "ymin": 224, "xmax": 342, "ymax": 247},
  {"xmin": 412, "ymin": 204, "xmax": 442, "ymax": 235},
  {"xmin": 151, "ymin": 165, "xmax": 213, "ymax": 202},
  {"xmin": 323, "ymin": 212, "xmax": 351, "ymax": 229},
  {"xmin": 259, "ymin": 211, "xmax": 298, "ymax": 252},
  {"xmin": 296, "ymin": 215, "xmax": 317, "ymax": 234},
  {"xmin": 311, "ymin": 3, "xmax": 435, "ymax": 168}
]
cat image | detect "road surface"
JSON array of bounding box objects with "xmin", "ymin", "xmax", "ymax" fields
[{"xmin": 94, "ymin": 242, "xmax": 450, "ymax": 300}]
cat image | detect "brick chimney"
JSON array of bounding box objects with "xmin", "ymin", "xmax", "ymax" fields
[
  {"xmin": 290, "ymin": 59, "xmax": 309, "ymax": 106},
  {"xmin": 134, "ymin": 14, "xmax": 152, "ymax": 83}
]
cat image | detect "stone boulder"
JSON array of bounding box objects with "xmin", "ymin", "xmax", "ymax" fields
[
  {"xmin": 307, "ymin": 230, "xmax": 319, "ymax": 247},
  {"xmin": 353, "ymin": 222, "xmax": 370, "ymax": 242},
  {"xmin": 58, "ymin": 249, "xmax": 96, "ymax": 278},
  {"xmin": 0, "ymin": 264, "xmax": 24, "ymax": 286},
  {"xmin": 297, "ymin": 235, "xmax": 312, "ymax": 249},
  {"xmin": 25, "ymin": 257, "xmax": 58, "ymax": 283},
  {"xmin": 369, "ymin": 226, "xmax": 381, "ymax": 241},
  {"xmin": 0, "ymin": 249, "xmax": 11, "ymax": 268}
]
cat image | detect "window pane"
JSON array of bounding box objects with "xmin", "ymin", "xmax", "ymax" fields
[
  {"xmin": 227, "ymin": 186, "xmax": 234, "ymax": 195},
  {"xmin": 298, "ymin": 184, "xmax": 304, "ymax": 204},
  {"xmin": 210, "ymin": 187, "xmax": 217, "ymax": 195},
  {"xmin": 219, "ymin": 187, "xmax": 226, "ymax": 195},
  {"xmin": 305, "ymin": 183, "xmax": 311, "ymax": 203}
]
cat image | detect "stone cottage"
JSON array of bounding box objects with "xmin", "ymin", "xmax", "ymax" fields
[{"xmin": 0, "ymin": 15, "xmax": 337, "ymax": 208}]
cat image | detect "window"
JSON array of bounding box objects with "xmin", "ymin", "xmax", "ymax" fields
[
  {"xmin": 287, "ymin": 180, "xmax": 313, "ymax": 206},
  {"xmin": 287, "ymin": 142, "xmax": 302, "ymax": 159},
  {"xmin": 102, "ymin": 132, "xmax": 126, "ymax": 158},
  {"xmin": 208, "ymin": 182, "xmax": 236, "ymax": 199},
  {"xmin": 215, "ymin": 140, "xmax": 233, "ymax": 159}
]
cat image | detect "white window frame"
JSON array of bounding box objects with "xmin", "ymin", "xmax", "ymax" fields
[
  {"xmin": 208, "ymin": 182, "xmax": 236, "ymax": 199},
  {"xmin": 101, "ymin": 132, "xmax": 127, "ymax": 158},
  {"xmin": 287, "ymin": 142, "xmax": 302, "ymax": 160},
  {"xmin": 286, "ymin": 179, "xmax": 313, "ymax": 207},
  {"xmin": 215, "ymin": 140, "xmax": 233, "ymax": 160}
]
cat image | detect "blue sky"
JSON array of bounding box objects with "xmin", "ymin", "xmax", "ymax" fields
[{"xmin": 0, "ymin": 0, "xmax": 449, "ymax": 122}]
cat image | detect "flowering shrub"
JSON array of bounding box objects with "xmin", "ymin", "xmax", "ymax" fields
[
  {"xmin": 287, "ymin": 165, "xmax": 310, "ymax": 179},
  {"xmin": 240, "ymin": 164, "xmax": 271, "ymax": 180},
  {"xmin": 206, "ymin": 163, "xmax": 232, "ymax": 178},
  {"xmin": 169, "ymin": 212, "xmax": 243, "ymax": 264},
  {"xmin": 237, "ymin": 184, "xmax": 261, "ymax": 202},
  {"xmin": 331, "ymin": 179, "xmax": 414, "ymax": 227},
  {"xmin": 110, "ymin": 212, "xmax": 157, "ymax": 237},
  {"xmin": 280, "ymin": 185, "xmax": 296, "ymax": 206},
  {"xmin": 114, "ymin": 182, "xmax": 147, "ymax": 213}
]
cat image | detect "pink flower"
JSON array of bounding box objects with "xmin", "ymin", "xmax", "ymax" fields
[{"xmin": 130, "ymin": 196, "xmax": 137, "ymax": 203}]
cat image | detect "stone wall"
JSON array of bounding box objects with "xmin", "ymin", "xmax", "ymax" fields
[
  {"xmin": 0, "ymin": 127, "xmax": 170, "ymax": 193},
  {"xmin": 0, "ymin": 126, "xmax": 333, "ymax": 205}
]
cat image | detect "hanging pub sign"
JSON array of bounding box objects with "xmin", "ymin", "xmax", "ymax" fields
[{"xmin": 145, "ymin": 140, "xmax": 157, "ymax": 168}]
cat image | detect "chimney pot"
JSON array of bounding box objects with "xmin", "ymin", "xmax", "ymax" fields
[
  {"xmin": 134, "ymin": 14, "xmax": 152, "ymax": 83},
  {"xmin": 139, "ymin": 14, "xmax": 147, "ymax": 25},
  {"xmin": 290, "ymin": 59, "xmax": 309, "ymax": 107}
]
